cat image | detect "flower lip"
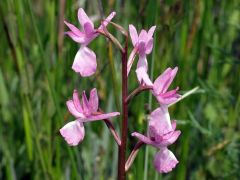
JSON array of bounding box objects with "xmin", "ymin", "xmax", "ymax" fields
[
  {"xmin": 154, "ymin": 148, "xmax": 179, "ymax": 173},
  {"xmin": 59, "ymin": 121, "xmax": 85, "ymax": 146}
]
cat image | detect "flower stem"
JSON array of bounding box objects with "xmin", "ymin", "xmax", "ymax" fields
[
  {"xmin": 117, "ymin": 36, "xmax": 128, "ymax": 180},
  {"xmin": 126, "ymin": 85, "xmax": 153, "ymax": 104},
  {"xmin": 125, "ymin": 141, "xmax": 144, "ymax": 172},
  {"xmin": 97, "ymin": 29, "xmax": 124, "ymax": 53},
  {"xmin": 103, "ymin": 119, "xmax": 121, "ymax": 146},
  {"xmin": 97, "ymin": 109, "xmax": 121, "ymax": 146}
]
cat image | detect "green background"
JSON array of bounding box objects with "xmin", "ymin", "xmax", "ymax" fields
[{"xmin": 0, "ymin": 0, "xmax": 240, "ymax": 179}]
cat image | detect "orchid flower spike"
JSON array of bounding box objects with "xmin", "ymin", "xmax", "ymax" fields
[
  {"xmin": 127, "ymin": 25, "xmax": 156, "ymax": 85},
  {"xmin": 132, "ymin": 106, "xmax": 181, "ymax": 173},
  {"xmin": 64, "ymin": 8, "xmax": 116, "ymax": 77},
  {"xmin": 152, "ymin": 67, "xmax": 181, "ymax": 105},
  {"xmin": 60, "ymin": 88, "xmax": 120, "ymax": 146}
]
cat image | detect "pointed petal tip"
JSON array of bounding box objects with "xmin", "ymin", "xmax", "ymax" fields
[
  {"xmin": 107, "ymin": 112, "xmax": 120, "ymax": 116},
  {"xmin": 131, "ymin": 132, "xmax": 137, "ymax": 136},
  {"xmin": 91, "ymin": 88, "xmax": 97, "ymax": 92},
  {"xmin": 78, "ymin": 8, "xmax": 84, "ymax": 14},
  {"xmin": 66, "ymin": 100, "xmax": 71, "ymax": 106},
  {"xmin": 64, "ymin": 20, "xmax": 72, "ymax": 26},
  {"xmin": 129, "ymin": 24, "xmax": 134, "ymax": 28},
  {"xmin": 148, "ymin": 25, "xmax": 157, "ymax": 36},
  {"xmin": 176, "ymin": 130, "xmax": 181, "ymax": 136},
  {"xmin": 110, "ymin": 11, "xmax": 116, "ymax": 16},
  {"xmin": 172, "ymin": 66, "xmax": 178, "ymax": 73},
  {"xmin": 109, "ymin": 112, "xmax": 120, "ymax": 116},
  {"xmin": 129, "ymin": 24, "xmax": 137, "ymax": 32}
]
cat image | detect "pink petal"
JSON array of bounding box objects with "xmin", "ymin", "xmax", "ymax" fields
[
  {"xmin": 136, "ymin": 67, "xmax": 153, "ymax": 86},
  {"xmin": 78, "ymin": 8, "xmax": 94, "ymax": 30},
  {"xmin": 73, "ymin": 90, "xmax": 83, "ymax": 113},
  {"xmin": 138, "ymin": 41, "xmax": 147, "ymax": 56},
  {"xmin": 89, "ymin": 88, "xmax": 99, "ymax": 113},
  {"xmin": 145, "ymin": 38, "xmax": 153, "ymax": 54},
  {"xmin": 137, "ymin": 55, "xmax": 148, "ymax": 71},
  {"xmin": 153, "ymin": 68, "xmax": 172, "ymax": 94},
  {"xmin": 160, "ymin": 87, "xmax": 179, "ymax": 98},
  {"xmin": 98, "ymin": 11, "xmax": 116, "ymax": 30},
  {"xmin": 171, "ymin": 120, "xmax": 177, "ymax": 131},
  {"xmin": 129, "ymin": 25, "xmax": 138, "ymax": 46},
  {"xmin": 72, "ymin": 47, "xmax": 97, "ymax": 77},
  {"xmin": 65, "ymin": 31, "xmax": 87, "ymax": 44},
  {"xmin": 83, "ymin": 22, "xmax": 95, "ymax": 36},
  {"xmin": 155, "ymin": 94, "xmax": 180, "ymax": 105},
  {"xmin": 60, "ymin": 120, "xmax": 85, "ymax": 146},
  {"xmin": 82, "ymin": 91, "xmax": 90, "ymax": 116},
  {"xmin": 154, "ymin": 148, "xmax": 179, "ymax": 173},
  {"xmin": 131, "ymin": 132, "xmax": 156, "ymax": 146},
  {"xmin": 66, "ymin": 100, "xmax": 84, "ymax": 118},
  {"xmin": 138, "ymin": 30, "xmax": 148, "ymax": 42},
  {"xmin": 136, "ymin": 56, "xmax": 153, "ymax": 85},
  {"xmin": 127, "ymin": 47, "xmax": 138, "ymax": 76},
  {"xmin": 149, "ymin": 106, "xmax": 172, "ymax": 138},
  {"xmin": 147, "ymin": 26, "xmax": 156, "ymax": 38},
  {"xmin": 145, "ymin": 26, "xmax": 156, "ymax": 54},
  {"xmin": 64, "ymin": 20, "xmax": 83, "ymax": 36},
  {"xmin": 160, "ymin": 130, "xmax": 181, "ymax": 147},
  {"xmin": 154, "ymin": 87, "xmax": 180, "ymax": 105},
  {"xmin": 80, "ymin": 112, "xmax": 120, "ymax": 122},
  {"xmin": 137, "ymin": 55, "xmax": 148, "ymax": 72},
  {"xmin": 161, "ymin": 67, "xmax": 178, "ymax": 93}
]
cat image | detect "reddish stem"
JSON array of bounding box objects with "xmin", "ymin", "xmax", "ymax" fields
[
  {"xmin": 125, "ymin": 141, "xmax": 144, "ymax": 172},
  {"xmin": 97, "ymin": 109, "xmax": 121, "ymax": 146},
  {"xmin": 103, "ymin": 119, "xmax": 121, "ymax": 146},
  {"xmin": 126, "ymin": 85, "xmax": 153, "ymax": 104},
  {"xmin": 117, "ymin": 37, "xmax": 128, "ymax": 180}
]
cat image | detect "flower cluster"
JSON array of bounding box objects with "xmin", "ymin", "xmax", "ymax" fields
[
  {"xmin": 128, "ymin": 25, "xmax": 181, "ymax": 173},
  {"xmin": 60, "ymin": 8, "xmax": 182, "ymax": 175},
  {"xmin": 60, "ymin": 8, "xmax": 120, "ymax": 145}
]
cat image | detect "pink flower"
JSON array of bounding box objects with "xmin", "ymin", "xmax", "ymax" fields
[
  {"xmin": 64, "ymin": 8, "xmax": 116, "ymax": 77},
  {"xmin": 60, "ymin": 88, "xmax": 120, "ymax": 146},
  {"xmin": 127, "ymin": 25, "xmax": 156, "ymax": 85},
  {"xmin": 132, "ymin": 106, "xmax": 181, "ymax": 173},
  {"xmin": 152, "ymin": 67, "xmax": 181, "ymax": 105}
]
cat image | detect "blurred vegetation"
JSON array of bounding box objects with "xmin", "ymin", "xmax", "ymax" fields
[{"xmin": 0, "ymin": 0, "xmax": 240, "ymax": 179}]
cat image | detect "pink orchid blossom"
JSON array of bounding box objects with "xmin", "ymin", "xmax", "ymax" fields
[
  {"xmin": 64, "ymin": 8, "xmax": 116, "ymax": 77},
  {"xmin": 152, "ymin": 67, "xmax": 181, "ymax": 105},
  {"xmin": 60, "ymin": 88, "xmax": 120, "ymax": 146},
  {"xmin": 132, "ymin": 106, "xmax": 181, "ymax": 173},
  {"xmin": 127, "ymin": 25, "xmax": 156, "ymax": 85}
]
